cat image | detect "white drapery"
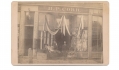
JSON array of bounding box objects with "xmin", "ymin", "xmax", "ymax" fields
[
  {"xmin": 45, "ymin": 16, "xmax": 63, "ymax": 35},
  {"xmin": 45, "ymin": 15, "xmax": 71, "ymax": 36},
  {"xmin": 77, "ymin": 15, "xmax": 84, "ymax": 37},
  {"xmin": 62, "ymin": 16, "xmax": 71, "ymax": 36},
  {"xmin": 76, "ymin": 15, "xmax": 88, "ymax": 51}
]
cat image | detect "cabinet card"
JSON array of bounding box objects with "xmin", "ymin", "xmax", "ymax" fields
[{"xmin": 11, "ymin": 1, "xmax": 109, "ymax": 66}]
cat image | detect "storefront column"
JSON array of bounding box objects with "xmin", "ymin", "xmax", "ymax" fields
[
  {"xmin": 88, "ymin": 9, "xmax": 93, "ymax": 59},
  {"xmin": 44, "ymin": 31, "xmax": 46, "ymax": 44},
  {"xmin": 47, "ymin": 32, "xmax": 50, "ymax": 45},
  {"xmin": 40, "ymin": 31, "xmax": 43, "ymax": 49},
  {"xmin": 33, "ymin": 11, "xmax": 39, "ymax": 57},
  {"xmin": 19, "ymin": 11, "xmax": 25, "ymax": 56}
]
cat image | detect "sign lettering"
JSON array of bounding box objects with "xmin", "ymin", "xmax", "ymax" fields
[{"xmin": 39, "ymin": 6, "xmax": 89, "ymax": 13}]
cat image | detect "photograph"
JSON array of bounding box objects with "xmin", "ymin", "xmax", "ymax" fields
[{"xmin": 11, "ymin": 1, "xmax": 109, "ymax": 65}]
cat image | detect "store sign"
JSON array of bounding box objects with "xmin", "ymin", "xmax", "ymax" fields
[{"xmin": 39, "ymin": 6, "xmax": 89, "ymax": 13}]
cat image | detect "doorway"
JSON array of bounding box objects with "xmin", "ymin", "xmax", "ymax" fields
[{"xmin": 24, "ymin": 26, "xmax": 34, "ymax": 56}]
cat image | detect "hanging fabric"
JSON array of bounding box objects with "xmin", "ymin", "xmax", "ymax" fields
[
  {"xmin": 76, "ymin": 15, "xmax": 85, "ymax": 51},
  {"xmin": 62, "ymin": 16, "xmax": 66, "ymax": 36},
  {"xmin": 77, "ymin": 15, "xmax": 83, "ymax": 38},
  {"xmin": 45, "ymin": 15, "xmax": 71, "ymax": 36},
  {"xmin": 64, "ymin": 16, "xmax": 71, "ymax": 36},
  {"xmin": 81, "ymin": 15, "xmax": 84, "ymax": 29},
  {"xmin": 61, "ymin": 16, "xmax": 71, "ymax": 36},
  {"xmin": 45, "ymin": 15, "xmax": 63, "ymax": 35}
]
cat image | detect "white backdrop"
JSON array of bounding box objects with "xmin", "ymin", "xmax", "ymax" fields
[{"xmin": 0, "ymin": 0, "xmax": 118, "ymax": 70}]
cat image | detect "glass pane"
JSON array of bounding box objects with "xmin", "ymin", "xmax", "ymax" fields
[
  {"xmin": 98, "ymin": 40, "xmax": 103, "ymax": 52},
  {"xmin": 92, "ymin": 20, "xmax": 103, "ymax": 52},
  {"xmin": 92, "ymin": 40, "xmax": 98, "ymax": 52}
]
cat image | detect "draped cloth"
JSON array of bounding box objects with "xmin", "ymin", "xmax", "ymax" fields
[
  {"xmin": 44, "ymin": 15, "xmax": 71, "ymax": 51},
  {"xmin": 76, "ymin": 15, "xmax": 88, "ymax": 51},
  {"xmin": 45, "ymin": 15, "xmax": 63, "ymax": 35},
  {"xmin": 45, "ymin": 15, "xmax": 71, "ymax": 36},
  {"xmin": 77, "ymin": 15, "xmax": 84, "ymax": 38},
  {"xmin": 62, "ymin": 16, "xmax": 71, "ymax": 36}
]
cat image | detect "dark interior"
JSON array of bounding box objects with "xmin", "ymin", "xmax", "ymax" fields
[{"xmin": 24, "ymin": 26, "xmax": 34, "ymax": 56}]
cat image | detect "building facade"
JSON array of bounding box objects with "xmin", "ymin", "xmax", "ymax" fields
[{"xmin": 18, "ymin": 2, "xmax": 103, "ymax": 61}]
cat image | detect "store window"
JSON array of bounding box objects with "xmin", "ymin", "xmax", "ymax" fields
[
  {"xmin": 25, "ymin": 11, "xmax": 35, "ymax": 25},
  {"xmin": 24, "ymin": 11, "xmax": 35, "ymax": 55},
  {"xmin": 37, "ymin": 12, "xmax": 88, "ymax": 53},
  {"xmin": 92, "ymin": 16, "xmax": 103, "ymax": 52}
]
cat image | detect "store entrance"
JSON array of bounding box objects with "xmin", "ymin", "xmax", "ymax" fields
[{"xmin": 24, "ymin": 26, "xmax": 34, "ymax": 56}]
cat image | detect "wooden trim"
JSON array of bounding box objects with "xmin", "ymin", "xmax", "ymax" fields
[
  {"xmin": 25, "ymin": 25, "xmax": 34, "ymax": 26},
  {"xmin": 33, "ymin": 11, "xmax": 39, "ymax": 56},
  {"xmin": 18, "ymin": 2, "xmax": 103, "ymax": 10},
  {"xmin": 19, "ymin": 11, "xmax": 25, "ymax": 56},
  {"xmin": 38, "ymin": 11, "xmax": 89, "ymax": 15},
  {"xmin": 21, "ymin": 6, "xmax": 38, "ymax": 11},
  {"xmin": 88, "ymin": 10, "xmax": 92, "ymax": 59}
]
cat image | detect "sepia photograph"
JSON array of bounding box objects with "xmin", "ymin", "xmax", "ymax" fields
[{"xmin": 11, "ymin": 1, "xmax": 109, "ymax": 65}]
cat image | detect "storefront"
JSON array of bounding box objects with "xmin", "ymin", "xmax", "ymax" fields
[{"xmin": 18, "ymin": 2, "xmax": 103, "ymax": 59}]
